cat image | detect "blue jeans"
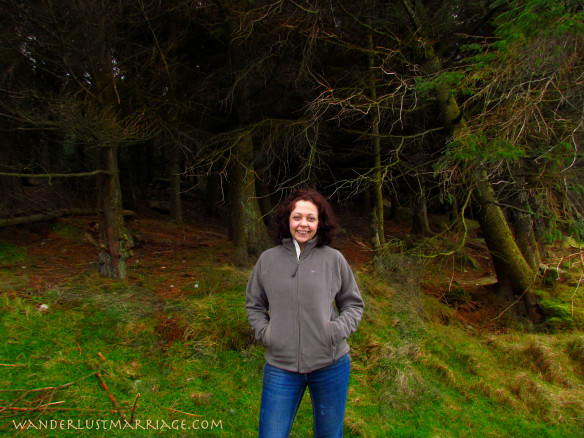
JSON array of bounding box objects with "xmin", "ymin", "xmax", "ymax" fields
[{"xmin": 258, "ymin": 354, "xmax": 350, "ymax": 438}]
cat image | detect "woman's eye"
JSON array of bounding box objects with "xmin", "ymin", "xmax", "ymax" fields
[{"xmin": 291, "ymin": 215, "xmax": 317, "ymax": 222}]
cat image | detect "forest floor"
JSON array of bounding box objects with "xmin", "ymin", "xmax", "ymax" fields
[{"xmin": 0, "ymin": 209, "xmax": 583, "ymax": 437}]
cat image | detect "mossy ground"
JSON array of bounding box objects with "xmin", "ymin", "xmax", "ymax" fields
[{"xmin": 0, "ymin": 217, "xmax": 583, "ymax": 437}]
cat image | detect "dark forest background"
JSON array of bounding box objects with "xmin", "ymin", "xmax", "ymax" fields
[
  {"xmin": 1, "ymin": 3, "xmax": 584, "ymax": 435},
  {"xmin": 1, "ymin": 0, "xmax": 583, "ymax": 317}
]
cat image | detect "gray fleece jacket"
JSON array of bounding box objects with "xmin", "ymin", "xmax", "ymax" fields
[{"xmin": 246, "ymin": 238, "xmax": 364, "ymax": 373}]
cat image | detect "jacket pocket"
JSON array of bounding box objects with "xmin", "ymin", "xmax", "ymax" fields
[
  {"xmin": 263, "ymin": 322, "xmax": 272, "ymax": 347},
  {"xmin": 328, "ymin": 321, "xmax": 336, "ymax": 360}
]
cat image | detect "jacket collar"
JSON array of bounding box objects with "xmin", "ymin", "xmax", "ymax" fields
[{"xmin": 282, "ymin": 237, "xmax": 319, "ymax": 259}]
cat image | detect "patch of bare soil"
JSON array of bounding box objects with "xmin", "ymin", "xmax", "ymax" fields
[
  {"xmin": 335, "ymin": 237, "xmax": 374, "ymax": 266},
  {"xmin": 420, "ymin": 235, "xmax": 507, "ymax": 330}
]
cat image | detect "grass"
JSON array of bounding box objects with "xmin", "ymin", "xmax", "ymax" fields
[{"xmin": 1, "ymin": 219, "xmax": 584, "ymax": 437}]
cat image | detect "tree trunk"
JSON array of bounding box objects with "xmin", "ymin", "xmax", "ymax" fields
[
  {"xmin": 369, "ymin": 31, "xmax": 385, "ymax": 251},
  {"xmin": 474, "ymin": 169, "xmax": 535, "ymax": 297},
  {"xmin": 90, "ymin": 17, "xmax": 133, "ymax": 279},
  {"xmin": 514, "ymin": 211, "xmax": 542, "ymax": 271},
  {"xmin": 96, "ymin": 144, "xmax": 130, "ymax": 278},
  {"xmin": 512, "ymin": 191, "xmax": 541, "ymax": 270},
  {"xmin": 0, "ymin": 145, "xmax": 23, "ymax": 216},
  {"xmin": 228, "ymin": 132, "xmax": 271, "ymax": 264},
  {"xmin": 390, "ymin": 188, "xmax": 401, "ymax": 221},
  {"xmin": 204, "ymin": 174, "xmax": 221, "ymax": 217},
  {"xmin": 169, "ymin": 143, "xmax": 183, "ymax": 225},
  {"xmin": 412, "ymin": 188, "xmax": 432, "ymax": 235}
]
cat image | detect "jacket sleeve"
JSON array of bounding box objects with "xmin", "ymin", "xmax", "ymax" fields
[
  {"xmin": 331, "ymin": 252, "xmax": 364, "ymax": 343},
  {"xmin": 245, "ymin": 255, "xmax": 270, "ymax": 344}
]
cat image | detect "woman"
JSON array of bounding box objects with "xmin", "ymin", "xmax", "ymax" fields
[{"xmin": 246, "ymin": 188, "xmax": 364, "ymax": 438}]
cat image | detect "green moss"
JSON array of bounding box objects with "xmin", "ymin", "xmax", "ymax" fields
[{"xmin": 535, "ymin": 289, "xmax": 578, "ymax": 331}]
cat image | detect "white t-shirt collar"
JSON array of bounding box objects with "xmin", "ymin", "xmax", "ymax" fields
[
  {"xmin": 292, "ymin": 239, "xmax": 301, "ymax": 260},
  {"xmin": 292, "ymin": 237, "xmax": 318, "ymax": 259}
]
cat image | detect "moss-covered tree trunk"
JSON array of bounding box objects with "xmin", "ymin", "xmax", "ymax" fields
[
  {"xmin": 228, "ymin": 132, "xmax": 271, "ymax": 264},
  {"xmin": 474, "ymin": 170, "xmax": 536, "ymax": 297},
  {"xmin": 514, "ymin": 214, "xmax": 541, "ymax": 269},
  {"xmin": 512, "ymin": 190, "xmax": 541, "ymax": 270}
]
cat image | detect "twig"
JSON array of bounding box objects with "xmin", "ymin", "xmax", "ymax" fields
[
  {"xmin": 572, "ymin": 273, "xmax": 583, "ymax": 317},
  {"xmin": 556, "ymin": 256, "xmax": 565, "ymax": 280},
  {"xmin": 95, "ymin": 372, "xmax": 127, "ymax": 422},
  {"xmin": 166, "ymin": 407, "xmax": 202, "ymax": 417},
  {"xmin": 0, "ymin": 407, "xmax": 118, "ymax": 413},
  {"xmin": 84, "ymin": 232, "xmax": 99, "ymax": 249},
  {"xmin": 421, "ymin": 188, "xmax": 473, "ymax": 259},
  {"xmin": 130, "ymin": 393, "xmax": 140, "ymax": 423},
  {"xmin": 38, "ymin": 386, "xmax": 57, "ymax": 416},
  {"xmin": 0, "ymin": 382, "xmax": 75, "ymax": 393},
  {"xmin": 1, "ymin": 401, "xmax": 65, "ymax": 412}
]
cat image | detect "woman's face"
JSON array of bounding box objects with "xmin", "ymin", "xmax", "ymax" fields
[{"xmin": 289, "ymin": 200, "xmax": 319, "ymax": 248}]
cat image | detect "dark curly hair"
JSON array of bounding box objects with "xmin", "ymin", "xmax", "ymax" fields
[{"xmin": 275, "ymin": 188, "xmax": 339, "ymax": 246}]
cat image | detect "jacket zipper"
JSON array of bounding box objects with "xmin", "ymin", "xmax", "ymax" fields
[{"xmin": 296, "ymin": 258, "xmax": 301, "ymax": 373}]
